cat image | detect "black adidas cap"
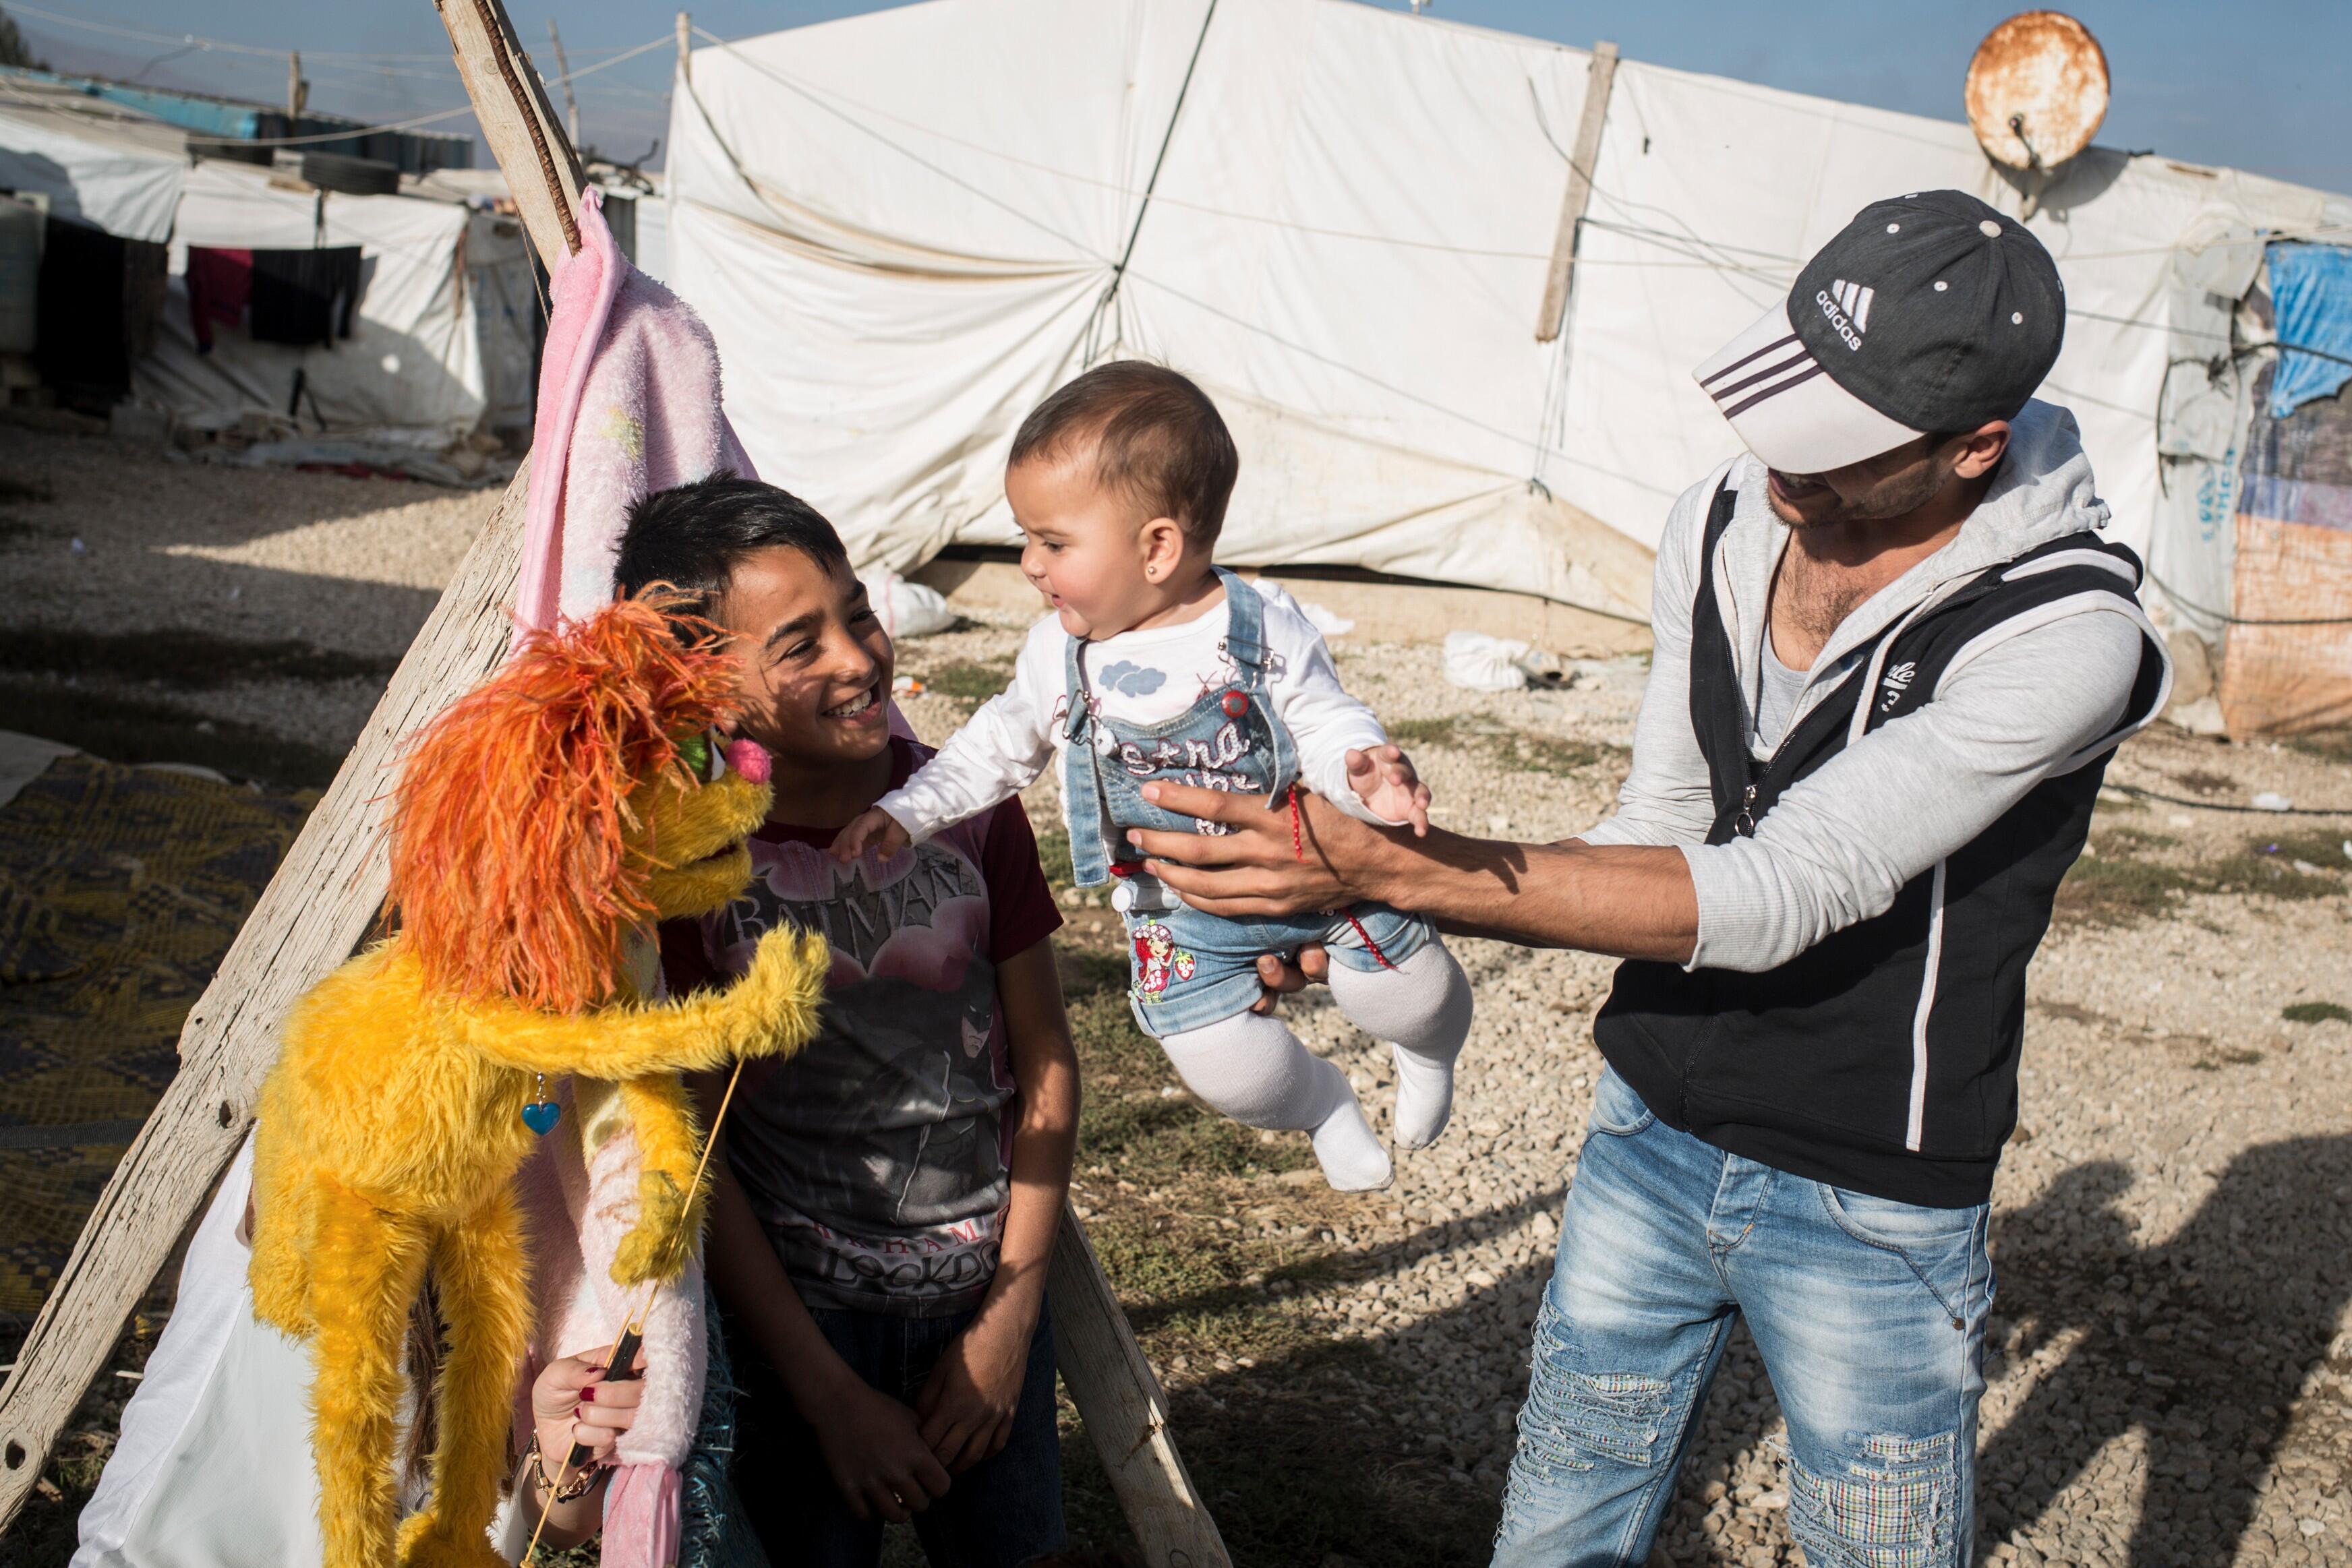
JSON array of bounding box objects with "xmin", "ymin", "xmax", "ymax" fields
[{"xmin": 1694, "ymin": 190, "xmax": 2065, "ymax": 474}]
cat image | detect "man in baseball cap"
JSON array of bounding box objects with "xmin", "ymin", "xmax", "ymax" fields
[{"xmin": 1117, "ymin": 189, "xmax": 2172, "ymax": 1568}]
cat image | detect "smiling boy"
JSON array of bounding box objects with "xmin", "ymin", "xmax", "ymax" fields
[{"xmin": 614, "ymin": 476, "xmax": 1079, "ymax": 1568}]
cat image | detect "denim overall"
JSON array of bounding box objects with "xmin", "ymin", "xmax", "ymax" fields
[{"xmin": 1060, "ymin": 570, "xmax": 1431, "ymax": 1035}]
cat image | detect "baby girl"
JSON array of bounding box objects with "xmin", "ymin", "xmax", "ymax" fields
[{"xmin": 835, "ymin": 362, "xmax": 1474, "ymax": 1190}]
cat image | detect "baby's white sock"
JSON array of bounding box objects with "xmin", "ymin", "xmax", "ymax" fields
[
  {"xmin": 1157, "ymin": 1010, "xmax": 1392, "ymax": 1191},
  {"xmin": 1328, "ymin": 940, "xmax": 1473, "ymax": 1150},
  {"xmin": 1306, "ymin": 1086, "xmax": 1393, "ymax": 1193}
]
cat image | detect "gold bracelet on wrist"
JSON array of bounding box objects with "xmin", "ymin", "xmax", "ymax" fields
[{"xmin": 525, "ymin": 1433, "xmax": 599, "ymax": 1503}]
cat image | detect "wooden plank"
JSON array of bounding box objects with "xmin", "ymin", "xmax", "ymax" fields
[
  {"xmin": 1048, "ymin": 1205, "xmax": 1232, "ymax": 1568},
  {"xmin": 436, "ymin": 0, "xmax": 585, "ymax": 260},
  {"xmin": 1533, "ymin": 40, "xmax": 1619, "ymax": 344},
  {"xmin": 0, "ymin": 473, "xmax": 529, "ymax": 1527}
]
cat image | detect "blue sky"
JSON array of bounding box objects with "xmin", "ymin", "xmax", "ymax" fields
[{"xmin": 20, "ymin": 0, "xmax": 2350, "ymax": 193}]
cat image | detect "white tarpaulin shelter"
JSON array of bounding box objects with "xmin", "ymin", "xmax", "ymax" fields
[
  {"xmin": 0, "ymin": 80, "xmax": 185, "ymax": 243},
  {"xmin": 666, "ymin": 0, "xmax": 2352, "ymax": 626},
  {"xmin": 132, "ymin": 160, "xmax": 537, "ymax": 444}
]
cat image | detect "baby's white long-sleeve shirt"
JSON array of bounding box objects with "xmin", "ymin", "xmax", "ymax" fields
[{"xmin": 878, "ymin": 580, "xmax": 1394, "ymax": 843}]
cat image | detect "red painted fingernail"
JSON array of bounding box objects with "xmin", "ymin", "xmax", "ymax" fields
[{"xmin": 580, "ymin": 1387, "xmax": 595, "ymax": 1402}]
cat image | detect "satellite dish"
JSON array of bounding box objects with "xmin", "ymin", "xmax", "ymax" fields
[{"xmin": 1965, "ymin": 11, "xmax": 2109, "ymax": 173}]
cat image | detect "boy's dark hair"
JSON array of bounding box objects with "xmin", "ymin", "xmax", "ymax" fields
[
  {"xmin": 1008, "ymin": 360, "xmax": 1239, "ymax": 543},
  {"xmin": 613, "ymin": 473, "xmax": 850, "ymax": 608}
]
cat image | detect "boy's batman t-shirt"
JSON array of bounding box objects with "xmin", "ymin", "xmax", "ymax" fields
[{"xmin": 659, "ymin": 735, "xmax": 1061, "ymax": 1317}]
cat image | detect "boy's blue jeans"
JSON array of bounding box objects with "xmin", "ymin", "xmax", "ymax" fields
[
  {"xmin": 1492, "ymin": 1068, "xmax": 1993, "ymax": 1568},
  {"xmin": 727, "ymin": 1300, "xmax": 1065, "ymax": 1568}
]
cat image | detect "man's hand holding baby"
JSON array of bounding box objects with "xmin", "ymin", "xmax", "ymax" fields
[
  {"xmin": 1345, "ymin": 744, "xmax": 1432, "ymax": 835},
  {"xmin": 831, "ymin": 806, "xmax": 913, "ymax": 862}
]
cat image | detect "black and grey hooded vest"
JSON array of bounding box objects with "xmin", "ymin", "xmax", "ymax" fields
[{"xmin": 1593, "ymin": 479, "xmax": 2171, "ymax": 1207}]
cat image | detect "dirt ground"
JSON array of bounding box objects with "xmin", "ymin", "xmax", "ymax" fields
[{"xmin": 3, "ymin": 423, "xmax": 2349, "ymax": 1567}]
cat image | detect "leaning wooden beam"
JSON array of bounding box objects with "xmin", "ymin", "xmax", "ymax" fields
[
  {"xmin": 1533, "ymin": 39, "xmax": 1619, "ymax": 344},
  {"xmin": 438, "ymin": 0, "xmax": 585, "ymax": 260},
  {"xmin": 1050, "ymin": 1208, "xmax": 1233, "ymax": 1567},
  {"xmin": 0, "ymin": 480, "xmax": 529, "ymax": 1527}
]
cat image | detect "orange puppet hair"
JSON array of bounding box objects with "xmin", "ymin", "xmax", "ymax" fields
[{"xmin": 386, "ymin": 589, "xmax": 741, "ymax": 1013}]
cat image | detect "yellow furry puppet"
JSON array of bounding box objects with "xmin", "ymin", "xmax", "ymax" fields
[{"xmin": 248, "ymin": 591, "xmax": 825, "ymax": 1568}]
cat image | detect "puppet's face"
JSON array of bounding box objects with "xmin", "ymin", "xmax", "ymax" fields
[
  {"xmin": 389, "ymin": 592, "xmax": 771, "ymax": 1014},
  {"xmin": 636, "ymin": 734, "xmax": 773, "ymax": 921}
]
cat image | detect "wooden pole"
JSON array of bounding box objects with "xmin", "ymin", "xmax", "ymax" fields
[
  {"xmin": 1533, "ymin": 40, "xmax": 1618, "ymax": 344},
  {"xmin": 286, "ymin": 51, "xmax": 306, "ymax": 117},
  {"xmin": 0, "ymin": 8, "xmax": 1228, "ymax": 1563},
  {"xmin": 1050, "ymin": 1208, "xmax": 1231, "ymax": 1567},
  {"xmin": 436, "ymin": 0, "xmax": 585, "ymax": 260},
  {"xmin": 676, "ymin": 11, "xmax": 693, "ymax": 86}
]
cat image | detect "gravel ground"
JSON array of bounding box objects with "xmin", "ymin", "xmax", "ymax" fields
[
  {"xmin": 7, "ymin": 423, "xmax": 2349, "ymax": 1565},
  {"xmin": 0, "ymin": 425, "xmax": 495, "ymax": 760}
]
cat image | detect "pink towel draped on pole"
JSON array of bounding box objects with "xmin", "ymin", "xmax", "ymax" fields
[{"xmin": 508, "ymin": 187, "xmax": 753, "ymax": 1568}]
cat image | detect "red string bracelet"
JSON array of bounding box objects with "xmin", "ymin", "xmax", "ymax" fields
[{"xmin": 1288, "ymin": 784, "xmax": 1396, "ymax": 971}]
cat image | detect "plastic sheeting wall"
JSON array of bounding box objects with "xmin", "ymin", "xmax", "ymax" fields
[{"xmin": 668, "ymin": 0, "xmax": 2352, "ymax": 622}]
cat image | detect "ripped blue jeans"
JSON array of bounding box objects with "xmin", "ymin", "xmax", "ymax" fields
[{"xmin": 1492, "ymin": 1068, "xmax": 1991, "ymax": 1568}]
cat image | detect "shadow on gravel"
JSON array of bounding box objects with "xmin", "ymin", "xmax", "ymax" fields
[
  {"xmin": 1155, "ymin": 1138, "xmax": 2352, "ymax": 1567},
  {"xmin": 1981, "ymin": 1140, "xmax": 2352, "ymax": 1567},
  {"xmin": 1165, "ymin": 1239, "xmax": 1541, "ymax": 1567},
  {"xmin": 1160, "ymin": 1188, "xmax": 1801, "ymax": 1568}
]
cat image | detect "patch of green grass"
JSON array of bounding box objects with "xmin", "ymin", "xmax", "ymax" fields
[
  {"xmin": 1385, "ymin": 713, "xmax": 1615, "ymax": 778},
  {"xmin": 2284, "ymin": 1001, "xmax": 2352, "ymax": 1025},
  {"xmin": 919, "ymin": 659, "xmax": 1015, "ymax": 702},
  {"xmin": 0, "ymin": 627, "xmax": 398, "ymax": 689},
  {"xmin": 1384, "ymin": 715, "xmax": 1469, "ymax": 750},
  {"xmin": 2058, "ymin": 828, "xmax": 2348, "ymax": 927},
  {"xmin": 2099, "ymin": 825, "xmax": 2179, "ymax": 851},
  {"xmin": 2206, "ymin": 832, "xmax": 2349, "ymax": 901},
  {"xmin": 2054, "ymin": 841, "xmax": 2205, "ymax": 927},
  {"xmin": 0, "ymin": 676, "xmax": 343, "ymax": 787},
  {"xmin": 2169, "ymin": 767, "xmax": 2238, "ymax": 797},
  {"xmin": 2286, "ymin": 729, "xmax": 2352, "ymax": 766}
]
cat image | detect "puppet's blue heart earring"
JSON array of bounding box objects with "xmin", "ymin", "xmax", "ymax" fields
[{"xmin": 522, "ymin": 1073, "xmax": 560, "ymax": 1136}]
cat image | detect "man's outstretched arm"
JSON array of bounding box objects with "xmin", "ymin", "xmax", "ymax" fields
[{"xmin": 1125, "ymin": 782, "xmax": 1700, "ymax": 963}]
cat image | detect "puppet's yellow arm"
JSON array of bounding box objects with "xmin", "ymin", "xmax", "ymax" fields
[{"xmin": 450, "ymin": 928, "xmax": 827, "ymax": 1077}]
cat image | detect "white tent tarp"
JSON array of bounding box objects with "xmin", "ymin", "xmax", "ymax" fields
[
  {"xmin": 0, "ymin": 88, "xmax": 185, "ymax": 243},
  {"xmin": 133, "ymin": 160, "xmax": 537, "ymax": 443},
  {"xmin": 667, "ymin": 0, "xmax": 2352, "ymax": 626}
]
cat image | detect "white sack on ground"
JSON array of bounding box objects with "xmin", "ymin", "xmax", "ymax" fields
[
  {"xmin": 1444, "ymin": 631, "xmax": 1533, "ymax": 693},
  {"xmin": 858, "ymin": 566, "xmax": 958, "ymax": 638}
]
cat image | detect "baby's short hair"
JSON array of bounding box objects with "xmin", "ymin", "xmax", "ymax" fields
[
  {"xmin": 1009, "ymin": 361, "xmax": 1239, "ymax": 543},
  {"xmin": 613, "ymin": 473, "xmax": 848, "ymax": 610}
]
